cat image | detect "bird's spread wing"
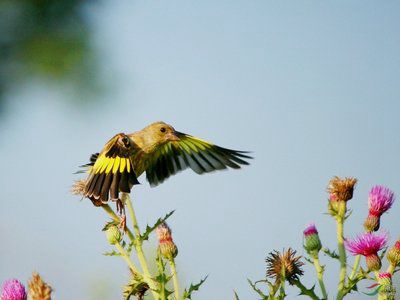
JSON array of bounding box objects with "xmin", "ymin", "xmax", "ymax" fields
[
  {"xmin": 84, "ymin": 133, "xmax": 139, "ymax": 205},
  {"xmin": 145, "ymin": 132, "xmax": 252, "ymax": 186}
]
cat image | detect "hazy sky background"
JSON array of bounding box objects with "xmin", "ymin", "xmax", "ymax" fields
[{"xmin": 1, "ymin": 1, "xmax": 400, "ymax": 299}]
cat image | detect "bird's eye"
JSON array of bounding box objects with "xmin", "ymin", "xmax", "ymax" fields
[{"xmin": 160, "ymin": 127, "xmax": 166, "ymax": 133}]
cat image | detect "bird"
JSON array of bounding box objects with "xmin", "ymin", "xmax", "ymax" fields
[{"xmin": 79, "ymin": 121, "xmax": 252, "ymax": 206}]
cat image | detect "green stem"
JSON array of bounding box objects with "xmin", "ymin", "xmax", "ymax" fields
[
  {"xmin": 313, "ymin": 256, "xmax": 328, "ymax": 299},
  {"xmin": 114, "ymin": 242, "xmax": 141, "ymax": 275},
  {"xmin": 293, "ymin": 280, "xmax": 319, "ymax": 300},
  {"xmin": 170, "ymin": 258, "xmax": 181, "ymax": 300},
  {"xmin": 336, "ymin": 211, "xmax": 347, "ymax": 300},
  {"xmin": 349, "ymin": 255, "xmax": 361, "ymax": 280},
  {"xmin": 387, "ymin": 263, "xmax": 396, "ymax": 275},
  {"xmin": 123, "ymin": 193, "xmax": 158, "ymax": 297}
]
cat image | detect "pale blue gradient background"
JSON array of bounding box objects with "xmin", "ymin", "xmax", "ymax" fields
[{"xmin": 1, "ymin": 1, "xmax": 400, "ymax": 299}]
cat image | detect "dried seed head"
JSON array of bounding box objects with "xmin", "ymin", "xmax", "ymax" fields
[
  {"xmin": 28, "ymin": 272, "xmax": 52, "ymax": 300},
  {"xmin": 265, "ymin": 248, "xmax": 304, "ymax": 285},
  {"xmin": 327, "ymin": 176, "xmax": 357, "ymax": 202}
]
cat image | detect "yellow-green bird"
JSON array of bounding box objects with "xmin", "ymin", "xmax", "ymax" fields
[{"xmin": 80, "ymin": 122, "xmax": 252, "ymax": 206}]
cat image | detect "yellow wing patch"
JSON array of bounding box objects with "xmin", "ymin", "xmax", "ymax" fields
[{"xmin": 91, "ymin": 155, "xmax": 132, "ymax": 175}]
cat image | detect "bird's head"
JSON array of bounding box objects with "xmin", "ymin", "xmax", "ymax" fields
[{"xmin": 146, "ymin": 121, "xmax": 180, "ymax": 145}]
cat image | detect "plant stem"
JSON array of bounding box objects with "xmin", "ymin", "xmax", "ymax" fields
[
  {"xmin": 123, "ymin": 193, "xmax": 158, "ymax": 297},
  {"xmin": 387, "ymin": 263, "xmax": 396, "ymax": 275},
  {"xmin": 349, "ymin": 255, "xmax": 361, "ymax": 280},
  {"xmin": 313, "ymin": 256, "xmax": 328, "ymax": 299},
  {"xmin": 293, "ymin": 280, "xmax": 319, "ymax": 300},
  {"xmin": 114, "ymin": 242, "xmax": 141, "ymax": 275},
  {"xmin": 169, "ymin": 258, "xmax": 181, "ymax": 300},
  {"xmin": 336, "ymin": 210, "xmax": 347, "ymax": 300}
]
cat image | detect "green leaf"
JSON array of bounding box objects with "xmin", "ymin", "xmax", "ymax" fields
[
  {"xmin": 140, "ymin": 210, "xmax": 175, "ymax": 242},
  {"xmin": 102, "ymin": 220, "xmax": 119, "ymax": 231},
  {"xmin": 379, "ymin": 247, "xmax": 388, "ymax": 260},
  {"xmin": 233, "ymin": 290, "xmax": 240, "ymax": 300},
  {"xmin": 297, "ymin": 284, "xmax": 317, "ymax": 298},
  {"xmin": 153, "ymin": 250, "xmax": 173, "ymax": 298},
  {"xmin": 247, "ymin": 279, "xmax": 268, "ymax": 299},
  {"xmin": 322, "ymin": 247, "xmax": 340, "ymax": 260},
  {"xmin": 123, "ymin": 273, "xmax": 148, "ymax": 300},
  {"xmin": 103, "ymin": 250, "xmax": 121, "ymax": 256},
  {"xmin": 182, "ymin": 276, "xmax": 208, "ymax": 299}
]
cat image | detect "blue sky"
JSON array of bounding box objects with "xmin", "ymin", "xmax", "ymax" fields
[{"xmin": 1, "ymin": 1, "xmax": 399, "ymax": 299}]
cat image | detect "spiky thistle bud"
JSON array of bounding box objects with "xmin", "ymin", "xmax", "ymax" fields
[
  {"xmin": 27, "ymin": 272, "xmax": 52, "ymax": 300},
  {"xmin": 1, "ymin": 279, "xmax": 27, "ymax": 300},
  {"xmin": 265, "ymin": 248, "xmax": 304, "ymax": 285},
  {"xmin": 377, "ymin": 273, "xmax": 396, "ymax": 300},
  {"xmin": 327, "ymin": 176, "xmax": 357, "ymax": 218},
  {"xmin": 105, "ymin": 224, "xmax": 121, "ymax": 245},
  {"xmin": 387, "ymin": 240, "xmax": 400, "ymax": 268},
  {"xmin": 303, "ymin": 224, "xmax": 322, "ymax": 257},
  {"xmin": 156, "ymin": 222, "xmax": 178, "ymax": 260},
  {"xmin": 364, "ymin": 186, "xmax": 395, "ymax": 232}
]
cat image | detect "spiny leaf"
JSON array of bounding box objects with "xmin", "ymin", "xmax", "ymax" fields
[
  {"xmin": 123, "ymin": 274, "xmax": 148, "ymax": 300},
  {"xmin": 102, "ymin": 220, "xmax": 120, "ymax": 231},
  {"xmin": 379, "ymin": 247, "xmax": 388, "ymax": 259},
  {"xmin": 182, "ymin": 276, "xmax": 208, "ymax": 299},
  {"xmin": 322, "ymin": 247, "xmax": 340, "ymax": 260},
  {"xmin": 140, "ymin": 210, "xmax": 175, "ymax": 241},
  {"xmin": 297, "ymin": 284, "xmax": 316, "ymax": 298},
  {"xmin": 304, "ymin": 257, "xmax": 313, "ymax": 264},
  {"xmin": 103, "ymin": 250, "xmax": 121, "ymax": 256},
  {"xmin": 154, "ymin": 250, "xmax": 173, "ymax": 298},
  {"xmin": 247, "ymin": 279, "xmax": 268, "ymax": 299}
]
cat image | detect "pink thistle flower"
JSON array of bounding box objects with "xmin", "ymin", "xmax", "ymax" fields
[
  {"xmin": 345, "ymin": 232, "xmax": 388, "ymax": 271},
  {"xmin": 1, "ymin": 279, "xmax": 27, "ymax": 300},
  {"xmin": 364, "ymin": 186, "xmax": 395, "ymax": 232},
  {"xmin": 368, "ymin": 186, "xmax": 395, "ymax": 216}
]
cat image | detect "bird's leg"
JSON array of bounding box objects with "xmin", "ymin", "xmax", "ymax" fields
[{"xmin": 116, "ymin": 198, "xmax": 127, "ymax": 232}]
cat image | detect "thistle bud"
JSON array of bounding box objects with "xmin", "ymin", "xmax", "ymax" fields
[
  {"xmin": 105, "ymin": 225, "xmax": 121, "ymax": 245},
  {"xmin": 156, "ymin": 222, "xmax": 178, "ymax": 260},
  {"xmin": 1, "ymin": 279, "xmax": 27, "ymax": 300},
  {"xmin": 387, "ymin": 240, "xmax": 400, "ymax": 268},
  {"xmin": 303, "ymin": 224, "xmax": 322, "ymax": 257},
  {"xmin": 377, "ymin": 273, "xmax": 396, "ymax": 300}
]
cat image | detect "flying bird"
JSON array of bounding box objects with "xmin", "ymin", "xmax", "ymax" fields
[{"xmin": 79, "ymin": 122, "xmax": 252, "ymax": 206}]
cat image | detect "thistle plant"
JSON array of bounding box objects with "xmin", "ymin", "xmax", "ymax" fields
[
  {"xmin": 72, "ymin": 184, "xmax": 207, "ymax": 300},
  {"xmin": 244, "ymin": 176, "xmax": 398, "ymax": 300}
]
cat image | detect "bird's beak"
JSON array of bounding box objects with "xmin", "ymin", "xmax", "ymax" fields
[{"xmin": 166, "ymin": 132, "xmax": 180, "ymax": 142}]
